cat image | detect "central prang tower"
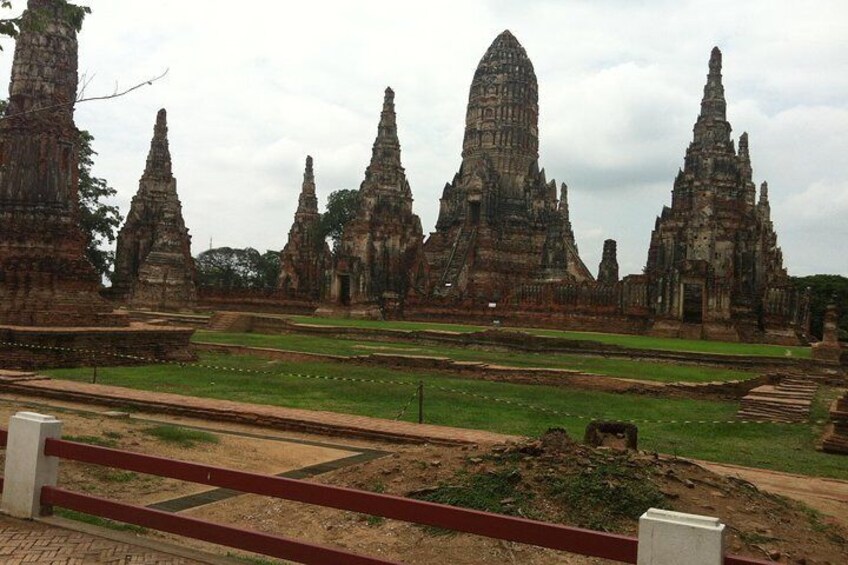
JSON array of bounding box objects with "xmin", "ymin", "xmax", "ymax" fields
[
  {"xmin": 424, "ymin": 30, "xmax": 592, "ymax": 300},
  {"xmin": 460, "ymin": 29, "xmax": 539, "ymax": 195}
]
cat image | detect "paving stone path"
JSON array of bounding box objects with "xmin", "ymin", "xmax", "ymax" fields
[{"xmin": 0, "ymin": 515, "xmax": 203, "ymax": 564}]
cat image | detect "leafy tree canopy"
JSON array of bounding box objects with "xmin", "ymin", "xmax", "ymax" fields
[
  {"xmin": 0, "ymin": 0, "xmax": 90, "ymax": 46},
  {"xmin": 195, "ymin": 247, "xmax": 281, "ymax": 290},
  {"xmin": 319, "ymin": 189, "xmax": 360, "ymax": 250},
  {"xmin": 792, "ymin": 274, "xmax": 848, "ymax": 340}
]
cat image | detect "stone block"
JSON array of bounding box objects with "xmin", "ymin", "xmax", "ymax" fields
[
  {"xmin": 1, "ymin": 411, "xmax": 62, "ymax": 518},
  {"xmin": 637, "ymin": 508, "xmax": 725, "ymax": 565}
]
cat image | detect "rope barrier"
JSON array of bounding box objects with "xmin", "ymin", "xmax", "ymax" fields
[
  {"xmin": 1, "ymin": 341, "xmax": 840, "ymax": 427},
  {"xmin": 394, "ymin": 388, "xmax": 420, "ymax": 421},
  {"xmin": 0, "ymin": 341, "xmax": 416, "ymax": 388},
  {"xmin": 429, "ymin": 384, "xmax": 839, "ymax": 426}
]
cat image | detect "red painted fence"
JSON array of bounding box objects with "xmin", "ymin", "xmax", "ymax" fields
[{"xmin": 1, "ymin": 430, "xmax": 769, "ymax": 564}]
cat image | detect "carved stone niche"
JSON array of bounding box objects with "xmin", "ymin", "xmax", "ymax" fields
[{"xmin": 584, "ymin": 421, "xmax": 638, "ymax": 450}]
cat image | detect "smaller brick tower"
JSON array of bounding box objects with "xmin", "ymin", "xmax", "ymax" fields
[
  {"xmin": 278, "ymin": 155, "xmax": 330, "ymax": 299},
  {"xmin": 111, "ymin": 109, "xmax": 197, "ymax": 310},
  {"xmin": 331, "ymin": 88, "xmax": 426, "ymax": 316}
]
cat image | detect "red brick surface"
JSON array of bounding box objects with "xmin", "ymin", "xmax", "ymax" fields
[{"xmin": 0, "ymin": 515, "xmax": 201, "ymax": 564}]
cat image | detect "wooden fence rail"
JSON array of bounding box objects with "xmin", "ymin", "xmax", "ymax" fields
[{"xmin": 0, "ymin": 427, "xmax": 770, "ymax": 564}]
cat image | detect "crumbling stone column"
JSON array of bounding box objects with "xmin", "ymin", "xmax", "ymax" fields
[
  {"xmin": 0, "ymin": 0, "xmax": 124, "ymax": 326},
  {"xmin": 597, "ymin": 239, "xmax": 620, "ymax": 284}
]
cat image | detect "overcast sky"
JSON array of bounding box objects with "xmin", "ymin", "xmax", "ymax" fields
[{"xmin": 1, "ymin": 0, "xmax": 847, "ymax": 276}]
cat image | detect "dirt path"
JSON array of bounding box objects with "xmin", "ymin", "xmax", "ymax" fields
[
  {"xmin": 698, "ymin": 459, "xmax": 848, "ymax": 528},
  {"xmin": 0, "ymin": 398, "xmax": 370, "ymax": 509}
]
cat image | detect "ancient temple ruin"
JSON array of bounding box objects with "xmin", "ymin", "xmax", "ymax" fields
[
  {"xmin": 423, "ymin": 30, "xmax": 592, "ymax": 302},
  {"xmin": 330, "ymin": 88, "xmax": 426, "ymax": 315},
  {"xmin": 0, "ymin": 1, "xmax": 194, "ymax": 370},
  {"xmin": 111, "ymin": 109, "xmax": 197, "ymax": 310},
  {"xmin": 0, "ymin": 0, "xmax": 123, "ymax": 327},
  {"xmin": 645, "ymin": 47, "xmax": 806, "ymax": 343},
  {"xmin": 278, "ymin": 155, "xmax": 330, "ymax": 300}
]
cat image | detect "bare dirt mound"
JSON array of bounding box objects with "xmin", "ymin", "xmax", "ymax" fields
[{"xmin": 326, "ymin": 429, "xmax": 847, "ymax": 564}]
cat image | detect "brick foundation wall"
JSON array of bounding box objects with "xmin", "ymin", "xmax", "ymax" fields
[{"xmin": 0, "ymin": 324, "xmax": 196, "ymax": 370}]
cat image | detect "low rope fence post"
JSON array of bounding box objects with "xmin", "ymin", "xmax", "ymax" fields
[{"xmin": 418, "ymin": 380, "xmax": 424, "ymax": 424}]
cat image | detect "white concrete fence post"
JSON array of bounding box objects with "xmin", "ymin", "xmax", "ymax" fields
[
  {"xmin": 638, "ymin": 508, "xmax": 725, "ymax": 565},
  {"xmin": 1, "ymin": 412, "xmax": 63, "ymax": 519}
]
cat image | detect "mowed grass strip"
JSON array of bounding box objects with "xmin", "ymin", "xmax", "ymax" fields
[
  {"xmin": 45, "ymin": 353, "xmax": 845, "ymax": 480},
  {"xmin": 193, "ymin": 330, "xmax": 754, "ymax": 384},
  {"xmin": 285, "ymin": 315, "xmax": 811, "ymax": 358}
]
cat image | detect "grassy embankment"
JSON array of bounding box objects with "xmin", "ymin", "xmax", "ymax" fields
[
  {"xmin": 193, "ymin": 330, "xmax": 753, "ymax": 384},
  {"xmin": 283, "ymin": 315, "xmax": 812, "ymax": 358},
  {"xmin": 45, "ymin": 353, "xmax": 845, "ymax": 480}
]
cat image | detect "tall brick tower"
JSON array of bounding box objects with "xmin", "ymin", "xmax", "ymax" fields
[
  {"xmin": 0, "ymin": 0, "xmax": 123, "ymax": 326},
  {"xmin": 424, "ymin": 30, "xmax": 592, "ymax": 301}
]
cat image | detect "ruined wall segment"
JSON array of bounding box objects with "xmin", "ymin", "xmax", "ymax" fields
[
  {"xmin": 0, "ymin": 0, "xmax": 124, "ymax": 326},
  {"xmin": 332, "ymin": 88, "xmax": 426, "ymax": 314},
  {"xmin": 644, "ymin": 47, "xmax": 803, "ymax": 342},
  {"xmin": 278, "ymin": 155, "xmax": 330, "ymax": 300},
  {"xmin": 111, "ymin": 109, "xmax": 197, "ymax": 310},
  {"xmin": 424, "ymin": 30, "xmax": 592, "ymax": 301}
]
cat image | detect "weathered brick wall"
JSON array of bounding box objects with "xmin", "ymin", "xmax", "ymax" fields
[
  {"xmin": 0, "ymin": 325, "xmax": 196, "ymax": 370},
  {"xmin": 197, "ymin": 288, "xmax": 316, "ymax": 315}
]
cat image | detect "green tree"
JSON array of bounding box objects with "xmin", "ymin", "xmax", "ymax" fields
[
  {"xmin": 78, "ymin": 130, "xmax": 123, "ymax": 280},
  {"xmin": 319, "ymin": 189, "xmax": 360, "ymax": 250},
  {"xmin": 195, "ymin": 247, "xmax": 281, "ymax": 290},
  {"xmin": 0, "ymin": 1, "xmax": 17, "ymax": 43},
  {"xmin": 257, "ymin": 250, "xmax": 282, "ymax": 289},
  {"xmin": 0, "ymin": 0, "xmax": 90, "ymax": 45},
  {"xmin": 792, "ymin": 274, "xmax": 848, "ymax": 340}
]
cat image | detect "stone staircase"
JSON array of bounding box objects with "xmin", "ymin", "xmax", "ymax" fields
[
  {"xmin": 736, "ymin": 375, "xmax": 819, "ymax": 423},
  {"xmin": 435, "ymin": 227, "xmax": 477, "ymax": 296},
  {"xmin": 206, "ymin": 311, "xmax": 250, "ymax": 332}
]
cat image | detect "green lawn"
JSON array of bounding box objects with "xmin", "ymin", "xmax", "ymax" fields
[
  {"xmin": 193, "ymin": 330, "xmax": 755, "ymax": 384},
  {"xmin": 286, "ymin": 315, "xmax": 811, "ymax": 358},
  {"xmin": 45, "ymin": 352, "xmax": 845, "ymax": 480}
]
